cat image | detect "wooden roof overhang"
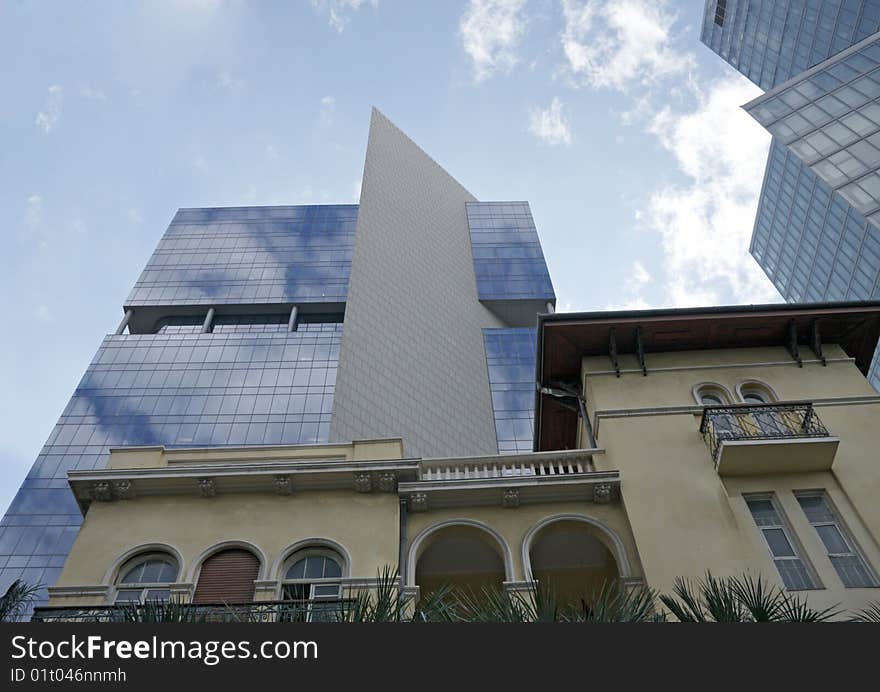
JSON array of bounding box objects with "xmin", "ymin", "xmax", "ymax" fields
[{"xmin": 534, "ymin": 302, "xmax": 880, "ymax": 452}]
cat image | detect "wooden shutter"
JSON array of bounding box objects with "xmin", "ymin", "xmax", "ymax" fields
[{"xmin": 193, "ymin": 549, "xmax": 260, "ymax": 603}]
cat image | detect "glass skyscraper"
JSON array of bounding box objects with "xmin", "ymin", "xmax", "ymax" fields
[
  {"xmin": 701, "ymin": 0, "xmax": 880, "ymax": 388},
  {"xmin": 0, "ymin": 109, "xmax": 555, "ymax": 604}
]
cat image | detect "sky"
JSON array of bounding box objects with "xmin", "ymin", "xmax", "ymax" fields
[{"xmin": 0, "ymin": 0, "xmax": 781, "ymax": 512}]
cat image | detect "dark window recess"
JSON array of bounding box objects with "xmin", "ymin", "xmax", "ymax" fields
[
  {"xmin": 211, "ymin": 314, "xmax": 289, "ymax": 333},
  {"xmin": 193, "ymin": 549, "xmax": 260, "ymax": 603},
  {"xmin": 714, "ymin": 0, "xmax": 727, "ymax": 26},
  {"xmin": 154, "ymin": 316, "xmax": 204, "ymax": 334}
]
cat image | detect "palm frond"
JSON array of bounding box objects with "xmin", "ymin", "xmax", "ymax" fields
[
  {"xmin": 850, "ymin": 601, "xmax": 880, "ymax": 622},
  {"xmin": 659, "ymin": 576, "xmax": 711, "ymax": 622},
  {"xmin": 0, "ymin": 580, "xmax": 43, "ymax": 622},
  {"xmin": 563, "ymin": 580, "xmax": 663, "ymax": 623},
  {"xmin": 450, "ymin": 584, "xmax": 530, "ymax": 623},
  {"xmin": 729, "ymin": 573, "xmax": 785, "ymax": 622},
  {"xmin": 776, "ymin": 594, "xmax": 840, "ymax": 622},
  {"xmin": 114, "ymin": 598, "xmax": 204, "ymax": 623}
]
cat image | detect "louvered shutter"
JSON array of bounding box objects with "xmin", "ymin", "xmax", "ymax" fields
[{"xmin": 193, "ymin": 549, "xmax": 260, "ymax": 603}]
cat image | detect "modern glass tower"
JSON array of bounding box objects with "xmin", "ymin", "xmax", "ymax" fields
[
  {"xmin": 0, "ymin": 109, "xmax": 555, "ymax": 601},
  {"xmin": 701, "ymin": 0, "xmax": 880, "ymax": 387}
]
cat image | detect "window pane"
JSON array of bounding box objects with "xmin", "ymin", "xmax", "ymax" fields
[
  {"xmin": 830, "ymin": 555, "xmax": 877, "ymax": 588},
  {"xmin": 797, "ymin": 495, "xmax": 833, "ymax": 522},
  {"xmin": 120, "ymin": 563, "xmax": 144, "ymax": 584},
  {"xmin": 304, "ymin": 556, "xmax": 324, "ymax": 579},
  {"xmin": 114, "ymin": 589, "xmax": 142, "ymax": 603},
  {"xmin": 747, "ymin": 499, "xmax": 780, "ymax": 526},
  {"xmin": 763, "ymin": 528, "xmax": 796, "ymax": 557},
  {"xmin": 286, "ymin": 559, "xmax": 306, "ymax": 580},
  {"xmin": 313, "ymin": 584, "xmax": 340, "ymax": 597},
  {"xmin": 816, "ymin": 524, "xmax": 850, "ymax": 554},
  {"xmin": 139, "ymin": 560, "xmax": 163, "ymax": 583},
  {"xmin": 144, "ymin": 589, "xmax": 171, "ymax": 601},
  {"xmin": 282, "ymin": 583, "xmax": 308, "ymax": 600},
  {"xmin": 323, "ymin": 558, "xmax": 342, "ymax": 578},
  {"xmin": 156, "ymin": 561, "xmax": 178, "ymax": 582},
  {"xmin": 776, "ymin": 558, "xmax": 814, "ymax": 590}
]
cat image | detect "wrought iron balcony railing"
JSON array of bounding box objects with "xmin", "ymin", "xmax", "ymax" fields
[
  {"xmin": 32, "ymin": 599, "xmax": 358, "ymax": 623},
  {"xmin": 699, "ymin": 402, "xmax": 830, "ymax": 463}
]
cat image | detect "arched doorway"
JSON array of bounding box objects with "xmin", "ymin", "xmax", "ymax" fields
[
  {"xmin": 526, "ymin": 518, "xmax": 622, "ymax": 607},
  {"xmin": 411, "ymin": 521, "xmax": 511, "ymax": 595}
]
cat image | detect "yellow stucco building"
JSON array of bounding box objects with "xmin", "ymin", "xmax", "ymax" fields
[{"xmin": 38, "ymin": 303, "xmax": 880, "ymax": 620}]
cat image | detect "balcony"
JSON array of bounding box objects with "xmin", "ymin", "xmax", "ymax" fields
[
  {"xmin": 399, "ymin": 448, "xmax": 618, "ymax": 510},
  {"xmin": 31, "ymin": 599, "xmax": 357, "ymax": 623},
  {"xmin": 699, "ymin": 402, "xmax": 839, "ymax": 476}
]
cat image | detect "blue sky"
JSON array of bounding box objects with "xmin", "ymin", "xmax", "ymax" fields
[{"xmin": 0, "ymin": 0, "xmax": 780, "ymax": 511}]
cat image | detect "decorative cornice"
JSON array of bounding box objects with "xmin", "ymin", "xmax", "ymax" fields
[
  {"xmin": 409, "ymin": 492, "xmax": 428, "ymax": 512},
  {"xmin": 273, "ymin": 475, "xmax": 292, "ymax": 496},
  {"xmin": 113, "ymin": 479, "xmax": 134, "ymax": 500},
  {"xmin": 47, "ymin": 585, "xmax": 109, "ymax": 598},
  {"xmin": 353, "ymin": 472, "xmax": 372, "ymax": 493},
  {"xmin": 593, "ymin": 483, "xmax": 612, "ymax": 504},
  {"xmin": 377, "ymin": 471, "xmax": 398, "ymax": 493},
  {"xmin": 502, "ymin": 488, "xmax": 520, "ymax": 509},
  {"xmin": 90, "ymin": 482, "xmax": 112, "ymax": 502},
  {"xmin": 592, "ymin": 395, "xmax": 880, "ymax": 437},
  {"xmin": 197, "ymin": 478, "xmax": 216, "ymax": 498}
]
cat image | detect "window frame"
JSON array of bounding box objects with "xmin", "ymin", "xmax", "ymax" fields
[
  {"xmin": 279, "ymin": 548, "xmax": 346, "ymax": 622},
  {"xmin": 693, "ymin": 382, "xmax": 734, "ymax": 406},
  {"xmin": 735, "ymin": 379, "xmax": 780, "ymax": 404},
  {"xmin": 795, "ymin": 491, "xmax": 880, "ymax": 589},
  {"xmin": 744, "ymin": 493, "xmax": 820, "ymax": 592},
  {"xmin": 112, "ymin": 552, "xmax": 179, "ymax": 605}
]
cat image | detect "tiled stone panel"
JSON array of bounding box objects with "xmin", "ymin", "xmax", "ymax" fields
[{"xmin": 330, "ymin": 109, "xmax": 504, "ymax": 457}]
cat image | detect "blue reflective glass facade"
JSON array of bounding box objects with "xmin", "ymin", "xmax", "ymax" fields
[
  {"xmin": 746, "ymin": 35, "xmax": 880, "ymax": 226},
  {"xmin": 753, "ymin": 137, "xmax": 880, "ymax": 389},
  {"xmin": 483, "ymin": 328, "xmax": 537, "ymax": 453},
  {"xmin": 126, "ymin": 205, "xmax": 356, "ymax": 307},
  {"xmin": 702, "ymin": 0, "xmax": 880, "ymax": 389},
  {"xmin": 0, "ymin": 203, "xmax": 355, "ymax": 603},
  {"xmin": 701, "ymin": 0, "xmax": 880, "ymax": 91},
  {"xmin": 467, "ymin": 202, "xmax": 555, "ymax": 302},
  {"xmin": 0, "ymin": 327, "xmax": 341, "ymax": 596}
]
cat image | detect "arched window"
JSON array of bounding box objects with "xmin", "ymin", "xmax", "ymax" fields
[
  {"xmin": 737, "ymin": 380, "xmax": 781, "ymax": 435},
  {"xmin": 737, "ymin": 380, "xmax": 778, "ymax": 404},
  {"xmin": 694, "ymin": 383, "xmax": 736, "ymax": 436},
  {"xmin": 693, "ymin": 383, "xmax": 733, "ymax": 406},
  {"xmin": 114, "ymin": 553, "xmax": 178, "ymax": 604},
  {"xmin": 281, "ymin": 549, "xmax": 344, "ymax": 621}
]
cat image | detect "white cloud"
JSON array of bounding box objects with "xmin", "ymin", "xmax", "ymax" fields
[
  {"xmin": 632, "ymin": 259, "xmax": 650, "ymax": 285},
  {"xmin": 528, "ymin": 97, "xmax": 572, "ymax": 146},
  {"xmin": 604, "ymin": 260, "xmax": 656, "ymax": 310},
  {"xmin": 34, "ymin": 304, "xmax": 52, "ymax": 322},
  {"xmin": 310, "ymin": 0, "xmax": 377, "ymax": 33},
  {"xmin": 265, "ymin": 144, "xmax": 280, "ymax": 161},
  {"xmin": 81, "ymin": 86, "xmax": 107, "ymax": 101},
  {"xmin": 460, "ymin": 0, "xmax": 528, "ymax": 82},
  {"xmin": 35, "ymin": 85, "xmax": 62, "ymax": 133},
  {"xmin": 127, "ymin": 208, "xmax": 143, "ymax": 224},
  {"xmin": 639, "ymin": 75, "xmax": 780, "ymax": 307},
  {"xmin": 320, "ymin": 95, "xmax": 335, "ymax": 124},
  {"xmin": 560, "ymin": 0, "xmax": 695, "ymax": 92},
  {"xmin": 352, "ymin": 178, "xmax": 362, "ymax": 202},
  {"xmin": 217, "ymin": 71, "xmax": 244, "ymax": 90},
  {"xmin": 25, "ymin": 194, "xmax": 43, "ymax": 228}
]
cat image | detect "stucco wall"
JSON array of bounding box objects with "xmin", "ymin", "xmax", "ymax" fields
[
  {"xmin": 581, "ymin": 343, "xmax": 880, "ymax": 612},
  {"xmin": 54, "ymin": 490, "xmax": 400, "ymax": 598}
]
